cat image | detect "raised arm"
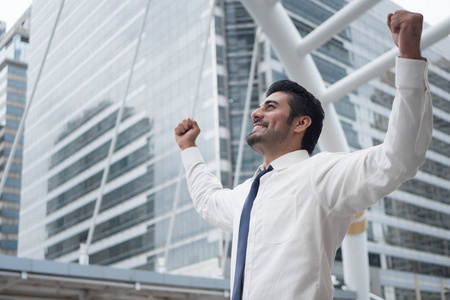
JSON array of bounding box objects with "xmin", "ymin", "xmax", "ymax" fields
[
  {"xmin": 312, "ymin": 11, "xmax": 432, "ymax": 215},
  {"xmin": 175, "ymin": 118, "xmax": 240, "ymax": 232}
]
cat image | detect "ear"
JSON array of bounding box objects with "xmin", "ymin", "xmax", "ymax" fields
[{"xmin": 293, "ymin": 115, "xmax": 312, "ymax": 134}]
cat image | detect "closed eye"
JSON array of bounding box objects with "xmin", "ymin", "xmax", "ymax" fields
[
  {"xmin": 265, "ymin": 103, "xmax": 277, "ymax": 110},
  {"xmin": 257, "ymin": 100, "xmax": 279, "ymax": 111}
]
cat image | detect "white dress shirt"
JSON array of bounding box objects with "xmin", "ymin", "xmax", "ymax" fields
[{"xmin": 181, "ymin": 57, "xmax": 432, "ymax": 299}]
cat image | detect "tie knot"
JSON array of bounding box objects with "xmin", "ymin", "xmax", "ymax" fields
[
  {"xmin": 255, "ymin": 165, "xmax": 273, "ymax": 180},
  {"xmin": 264, "ymin": 165, "xmax": 273, "ymax": 172}
]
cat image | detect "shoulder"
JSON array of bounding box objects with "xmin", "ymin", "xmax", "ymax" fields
[
  {"xmin": 312, "ymin": 151, "xmax": 348, "ymax": 161},
  {"xmin": 311, "ymin": 148, "xmax": 372, "ymax": 167}
]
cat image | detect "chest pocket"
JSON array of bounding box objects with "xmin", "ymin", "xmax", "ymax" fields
[{"xmin": 260, "ymin": 195, "xmax": 297, "ymax": 244}]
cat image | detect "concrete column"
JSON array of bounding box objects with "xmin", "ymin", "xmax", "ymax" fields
[{"xmin": 342, "ymin": 211, "xmax": 369, "ymax": 300}]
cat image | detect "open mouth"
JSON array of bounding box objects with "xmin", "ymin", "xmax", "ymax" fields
[{"xmin": 252, "ymin": 123, "xmax": 268, "ymax": 132}]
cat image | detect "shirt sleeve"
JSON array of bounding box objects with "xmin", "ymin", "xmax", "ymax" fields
[
  {"xmin": 311, "ymin": 57, "xmax": 433, "ymax": 216},
  {"xmin": 181, "ymin": 147, "xmax": 244, "ymax": 232}
]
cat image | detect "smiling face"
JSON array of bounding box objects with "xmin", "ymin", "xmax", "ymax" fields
[{"xmin": 246, "ymin": 91, "xmax": 294, "ymax": 153}]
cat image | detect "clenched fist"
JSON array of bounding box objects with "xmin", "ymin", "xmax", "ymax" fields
[
  {"xmin": 174, "ymin": 118, "xmax": 201, "ymax": 150},
  {"xmin": 387, "ymin": 10, "xmax": 423, "ymax": 60}
]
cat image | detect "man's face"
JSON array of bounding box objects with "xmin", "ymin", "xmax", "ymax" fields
[{"xmin": 246, "ymin": 91, "xmax": 293, "ymax": 150}]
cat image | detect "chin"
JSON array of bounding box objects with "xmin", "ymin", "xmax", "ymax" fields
[{"xmin": 246, "ymin": 133, "xmax": 262, "ymax": 148}]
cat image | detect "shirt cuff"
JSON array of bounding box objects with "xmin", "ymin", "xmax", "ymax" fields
[
  {"xmin": 395, "ymin": 56, "xmax": 427, "ymax": 90},
  {"xmin": 181, "ymin": 147, "xmax": 204, "ymax": 168}
]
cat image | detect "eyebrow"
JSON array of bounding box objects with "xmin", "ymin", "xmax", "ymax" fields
[{"xmin": 258, "ymin": 100, "xmax": 279, "ymax": 108}]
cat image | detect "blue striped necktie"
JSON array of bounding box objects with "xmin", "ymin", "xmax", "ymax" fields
[{"xmin": 232, "ymin": 165, "xmax": 273, "ymax": 300}]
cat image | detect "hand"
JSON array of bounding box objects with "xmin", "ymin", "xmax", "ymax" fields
[
  {"xmin": 387, "ymin": 10, "xmax": 423, "ymax": 60},
  {"xmin": 174, "ymin": 118, "xmax": 201, "ymax": 150}
]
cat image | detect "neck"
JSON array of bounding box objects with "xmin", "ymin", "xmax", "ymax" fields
[
  {"xmin": 260, "ymin": 147, "xmax": 300, "ymax": 167},
  {"xmin": 251, "ymin": 134, "xmax": 304, "ymax": 166}
]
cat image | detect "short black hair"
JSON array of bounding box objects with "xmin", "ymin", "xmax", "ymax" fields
[{"xmin": 266, "ymin": 79, "xmax": 324, "ymax": 154}]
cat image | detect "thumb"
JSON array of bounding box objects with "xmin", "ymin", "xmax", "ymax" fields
[{"xmin": 386, "ymin": 13, "xmax": 393, "ymax": 30}]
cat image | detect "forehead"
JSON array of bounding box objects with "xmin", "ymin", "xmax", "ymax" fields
[{"xmin": 260, "ymin": 91, "xmax": 290, "ymax": 106}]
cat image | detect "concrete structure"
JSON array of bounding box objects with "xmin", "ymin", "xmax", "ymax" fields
[
  {"xmin": 0, "ymin": 8, "xmax": 30, "ymax": 255},
  {"xmin": 14, "ymin": 0, "xmax": 450, "ymax": 299},
  {"xmin": 0, "ymin": 254, "xmax": 231, "ymax": 300},
  {"xmin": 0, "ymin": 255, "xmax": 360, "ymax": 300}
]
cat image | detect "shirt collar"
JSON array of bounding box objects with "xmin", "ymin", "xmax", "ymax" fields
[{"xmin": 256, "ymin": 150, "xmax": 310, "ymax": 173}]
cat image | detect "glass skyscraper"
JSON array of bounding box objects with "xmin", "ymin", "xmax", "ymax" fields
[
  {"xmin": 19, "ymin": 0, "xmax": 227, "ymax": 277},
  {"xmin": 0, "ymin": 9, "xmax": 30, "ymax": 255},
  {"xmin": 18, "ymin": 0, "xmax": 449, "ymax": 298}
]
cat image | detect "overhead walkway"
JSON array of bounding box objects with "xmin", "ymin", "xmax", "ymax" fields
[
  {"xmin": 0, "ymin": 255, "xmax": 229, "ymax": 300},
  {"xmin": 0, "ymin": 255, "xmax": 356, "ymax": 299}
]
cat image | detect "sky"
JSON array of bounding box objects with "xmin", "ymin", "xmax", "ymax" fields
[
  {"xmin": 0, "ymin": 0, "xmax": 448, "ymax": 32},
  {"xmin": 391, "ymin": 0, "xmax": 449, "ymax": 26},
  {"xmin": 0, "ymin": 0, "xmax": 32, "ymax": 31}
]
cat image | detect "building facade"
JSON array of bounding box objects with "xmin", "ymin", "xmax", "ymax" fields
[
  {"xmin": 0, "ymin": 9, "xmax": 30, "ymax": 255},
  {"xmin": 18, "ymin": 0, "xmax": 449, "ymax": 299},
  {"xmin": 19, "ymin": 0, "xmax": 224, "ymax": 276}
]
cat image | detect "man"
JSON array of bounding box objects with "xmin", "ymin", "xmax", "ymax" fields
[{"xmin": 174, "ymin": 11, "xmax": 432, "ymax": 300}]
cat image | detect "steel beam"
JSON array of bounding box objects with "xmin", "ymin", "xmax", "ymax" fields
[
  {"xmin": 322, "ymin": 16, "xmax": 450, "ymax": 105},
  {"xmin": 298, "ymin": 0, "xmax": 381, "ymax": 56}
]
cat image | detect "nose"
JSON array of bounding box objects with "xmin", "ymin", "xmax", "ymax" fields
[{"xmin": 251, "ymin": 107, "xmax": 263, "ymax": 121}]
